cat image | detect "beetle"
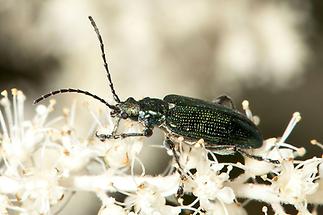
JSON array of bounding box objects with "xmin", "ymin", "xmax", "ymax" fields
[{"xmin": 34, "ymin": 16, "xmax": 278, "ymax": 165}]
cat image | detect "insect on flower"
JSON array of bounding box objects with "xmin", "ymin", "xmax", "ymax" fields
[{"xmin": 34, "ymin": 16, "xmax": 278, "ymax": 171}]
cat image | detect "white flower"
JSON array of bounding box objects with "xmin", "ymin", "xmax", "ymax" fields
[
  {"xmin": 271, "ymin": 158, "xmax": 321, "ymax": 204},
  {"xmin": 190, "ymin": 166, "xmax": 235, "ymax": 211},
  {"xmin": 97, "ymin": 193, "xmax": 127, "ymax": 215},
  {"xmin": 244, "ymin": 112, "xmax": 304, "ymax": 176},
  {"xmin": 19, "ymin": 168, "xmax": 64, "ymax": 214},
  {"xmin": 125, "ymin": 182, "xmax": 181, "ymax": 215},
  {"xmin": 205, "ymin": 202, "xmax": 247, "ymax": 215},
  {"xmin": 99, "ymin": 203, "xmax": 127, "ymax": 215},
  {"xmin": 1, "ymin": 89, "xmax": 322, "ymax": 215},
  {"xmin": 0, "ymin": 89, "xmax": 68, "ymax": 214},
  {"xmin": 93, "ymin": 110, "xmax": 144, "ymax": 171},
  {"xmin": 0, "ymin": 89, "xmax": 49, "ymax": 175},
  {"xmin": 0, "ymin": 90, "xmax": 95, "ymax": 214},
  {"xmin": 0, "ymin": 194, "xmax": 27, "ymax": 214},
  {"xmin": 102, "ymin": 136, "xmax": 143, "ymax": 171},
  {"xmin": 177, "ymin": 143, "xmax": 235, "ymax": 212}
]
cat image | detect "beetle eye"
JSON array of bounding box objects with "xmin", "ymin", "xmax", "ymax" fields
[
  {"xmin": 110, "ymin": 110, "xmax": 118, "ymax": 117},
  {"xmin": 121, "ymin": 112, "xmax": 128, "ymax": 119}
]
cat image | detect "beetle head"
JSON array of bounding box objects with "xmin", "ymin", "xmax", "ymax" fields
[{"xmin": 114, "ymin": 97, "xmax": 140, "ymax": 120}]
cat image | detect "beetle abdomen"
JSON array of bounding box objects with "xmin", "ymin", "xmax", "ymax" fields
[{"xmin": 165, "ymin": 105, "xmax": 262, "ymax": 148}]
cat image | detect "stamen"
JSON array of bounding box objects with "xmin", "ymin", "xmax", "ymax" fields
[
  {"xmin": 242, "ymin": 100, "xmax": 253, "ymax": 120},
  {"xmin": 295, "ymin": 157, "xmax": 322, "ymax": 170},
  {"xmin": 179, "ymin": 205, "xmax": 202, "ymax": 214},
  {"xmin": 63, "ymin": 108, "xmax": 70, "ymax": 119},
  {"xmin": 48, "ymin": 99, "xmax": 56, "ymax": 111},
  {"xmin": 88, "ymin": 108, "xmax": 104, "ymax": 128},
  {"xmin": 1, "ymin": 90, "xmax": 13, "ymax": 138},
  {"xmin": 276, "ymin": 142, "xmax": 300, "ymax": 151},
  {"xmin": 68, "ymin": 101, "xmax": 77, "ymax": 127},
  {"xmin": 242, "ymin": 100, "xmax": 260, "ymax": 125},
  {"xmin": 12, "ymin": 89, "xmax": 19, "ymax": 143},
  {"xmin": 262, "ymin": 206, "xmax": 268, "ymax": 215},
  {"xmin": 311, "ymin": 139, "xmax": 323, "ymax": 150},
  {"xmin": 130, "ymin": 156, "xmax": 138, "ymax": 186},
  {"xmin": 0, "ymin": 110, "xmax": 8, "ymax": 139},
  {"xmin": 135, "ymin": 156, "xmax": 146, "ymax": 177},
  {"xmin": 295, "ymin": 147, "xmax": 306, "ymax": 157},
  {"xmin": 0, "ymin": 90, "xmax": 7, "ymax": 97},
  {"xmin": 218, "ymin": 198, "xmax": 229, "ymax": 215},
  {"xmin": 252, "ymin": 116, "xmax": 260, "ymax": 126},
  {"xmin": 44, "ymin": 116, "xmax": 64, "ymax": 127},
  {"xmin": 6, "ymin": 205, "xmax": 27, "ymax": 213},
  {"xmin": 220, "ymin": 162, "xmax": 246, "ymax": 171},
  {"xmin": 17, "ymin": 90, "xmax": 25, "ymax": 138},
  {"xmin": 278, "ymin": 112, "xmax": 301, "ymax": 144},
  {"xmin": 226, "ymin": 165, "xmax": 233, "ymax": 175},
  {"xmin": 1, "ymin": 151, "xmax": 17, "ymax": 176},
  {"xmin": 39, "ymin": 99, "xmax": 56, "ymax": 127}
]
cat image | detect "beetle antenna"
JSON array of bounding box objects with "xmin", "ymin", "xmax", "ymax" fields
[
  {"xmin": 34, "ymin": 88, "xmax": 119, "ymax": 110},
  {"xmin": 88, "ymin": 16, "xmax": 121, "ymax": 103}
]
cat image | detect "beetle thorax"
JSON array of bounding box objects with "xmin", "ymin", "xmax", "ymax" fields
[
  {"xmin": 117, "ymin": 97, "xmax": 168, "ymax": 127},
  {"xmin": 137, "ymin": 97, "xmax": 168, "ymax": 127}
]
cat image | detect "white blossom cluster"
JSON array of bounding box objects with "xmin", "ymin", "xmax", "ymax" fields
[{"xmin": 0, "ymin": 89, "xmax": 322, "ymax": 215}]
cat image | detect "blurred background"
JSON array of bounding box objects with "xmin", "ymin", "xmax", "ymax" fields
[{"xmin": 0, "ymin": 0, "xmax": 322, "ymax": 214}]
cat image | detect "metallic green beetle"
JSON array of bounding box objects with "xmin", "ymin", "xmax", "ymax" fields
[{"xmin": 35, "ymin": 16, "xmax": 276, "ymax": 164}]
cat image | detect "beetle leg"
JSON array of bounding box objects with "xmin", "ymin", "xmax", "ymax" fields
[
  {"xmin": 96, "ymin": 127, "xmax": 153, "ymax": 140},
  {"xmin": 96, "ymin": 118, "xmax": 121, "ymax": 141},
  {"xmin": 213, "ymin": 95, "xmax": 235, "ymax": 109},
  {"xmin": 163, "ymin": 137, "xmax": 182, "ymax": 170},
  {"xmin": 205, "ymin": 145, "xmax": 279, "ymax": 164},
  {"xmin": 206, "ymin": 145, "xmax": 279, "ymax": 164},
  {"xmin": 205, "ymin": 145, "xmax": 236, "ymax": 155},
  {"xmin": 112, "ymin": 118, "xmax": 121, "ymax": 134},
  {"xmin": 115, "ymin": 127, "xmax": 153, "ymax": 138},
  {"xmin": 163, "ymin": 137, "xmax": 186, "ymax": 197},
  {"xmin": 236, "ymin": 149, "xmax": 280, "ymax": 164}
]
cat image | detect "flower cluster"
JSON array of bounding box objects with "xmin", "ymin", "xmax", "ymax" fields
[{"xmin": 0, "ymin": 89, "xmax": 322, "ymax": 214}]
